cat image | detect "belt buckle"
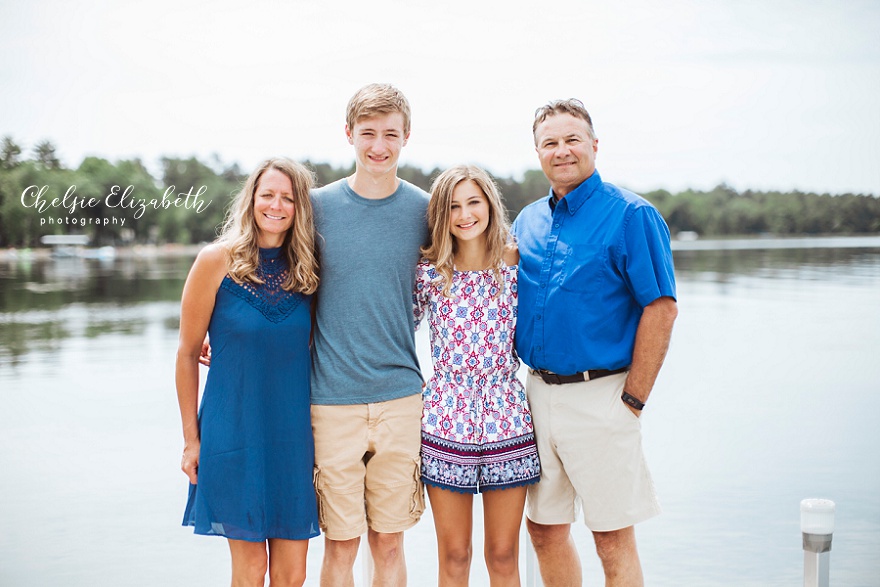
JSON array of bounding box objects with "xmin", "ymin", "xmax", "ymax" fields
[{"xmin": 537, "ymin": 369, "xmax": 562, "ymax": 385}]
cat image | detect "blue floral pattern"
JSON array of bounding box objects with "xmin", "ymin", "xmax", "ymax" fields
[{"xmin": 413, "ymin": 261, "xmax": 540, "ymax": 493}]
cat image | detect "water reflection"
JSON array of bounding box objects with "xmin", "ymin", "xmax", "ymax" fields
[
  {"xmin": 2, "ymin": 242, "xmax": 879, "ymax": 366},
  {"xmin": 0, "ymin": 254, "xmax": 191, "ymax": 365},
  {"xmin": 1, "ymin": 239, "xmax": 878, "ymax": 586},
  {"xmin": 674, "ymin": 246, "xmax": 880, "ymax": 283}
]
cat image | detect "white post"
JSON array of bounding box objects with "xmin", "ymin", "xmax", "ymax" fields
[
  {"xmin": 800, "ymin": 498, "xmax": 835, "ymax": 587},
  {"xmin": 525, "ymin": 536, "xmax": 543, "ymax": 587}
]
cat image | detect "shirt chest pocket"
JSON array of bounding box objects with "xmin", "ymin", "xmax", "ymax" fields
[{"xmin": 559, "ymin": 243, "xmax": 607, "ymax": 296}]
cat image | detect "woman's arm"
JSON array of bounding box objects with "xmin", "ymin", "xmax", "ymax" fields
[
  {"xmin": 175, "ymin": 244, "xmax": 227, "ymax": 484},
  {"xmin": 502, "ymin": 243, "xmax": 519, "ymax": 267}
]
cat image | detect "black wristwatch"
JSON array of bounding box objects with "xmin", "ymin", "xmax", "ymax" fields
[{"xmin": 621, "ymin": 391, "xmax": 645, "ymax": 411}]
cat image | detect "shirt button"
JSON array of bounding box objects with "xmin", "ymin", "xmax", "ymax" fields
[
  {"xmin": 536, "ymin": 315, "xmax": 542, "ymax": 320},
  {"xmin": 554, "ymin": 223, "xmax": 560, "ymax": 229},
  {"xmin": 540, "ymin": 283, "xmax": 546, "ymax": 289}
]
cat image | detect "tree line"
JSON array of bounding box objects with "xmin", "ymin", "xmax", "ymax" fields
[{"xmin": 1, "ymin": 137, "xmax": 878, "ymax": 248}]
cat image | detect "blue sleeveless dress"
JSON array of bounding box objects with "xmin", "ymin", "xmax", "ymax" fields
[{"xmin": 182, "ymin": 247, "xmax": 320, "ymax": 541}]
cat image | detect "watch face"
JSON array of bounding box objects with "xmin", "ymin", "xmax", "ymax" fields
[{"xmin": 622, "ymin": 392, "xmax": 644, "ymax": 410}]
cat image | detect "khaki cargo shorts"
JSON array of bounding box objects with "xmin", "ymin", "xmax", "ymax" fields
[{"xmin": 311, "ymin": 393, "xmax": 425, "ymax": 540}]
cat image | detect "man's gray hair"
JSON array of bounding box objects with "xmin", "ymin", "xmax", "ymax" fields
[{"xmin": 533, "ymin": 99, "xmax": 596, "ymax": 143}]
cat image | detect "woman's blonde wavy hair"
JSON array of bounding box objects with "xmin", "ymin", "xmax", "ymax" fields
[
  {"xmin": 421, "ymin": 165, "xmax": 511, "ymax": 298},
  {"xmin": 216, "ymin": 157, "xmax": 319, "ymax": 294}
]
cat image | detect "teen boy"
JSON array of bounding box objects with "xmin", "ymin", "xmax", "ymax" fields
[{"xmin": 310, "ymin": 83, "xmax": 429, "ymax": 586}]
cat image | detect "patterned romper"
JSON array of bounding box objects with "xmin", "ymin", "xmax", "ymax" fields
[{"xmin": 413, "ymin": 260, "xmax": 541, "ymax": 493}]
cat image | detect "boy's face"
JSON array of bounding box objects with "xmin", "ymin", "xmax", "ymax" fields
[{"xmin": 346, "ymin": 112, "xmax": 409, "ymax": 177}]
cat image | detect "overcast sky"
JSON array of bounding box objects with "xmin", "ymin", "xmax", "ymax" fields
[{"xmin": 2, "ymin": 0, "xmax": 878, "ymax": 196}]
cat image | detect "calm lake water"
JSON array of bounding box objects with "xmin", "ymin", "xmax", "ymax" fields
[{"xmin": 1, "ymin": 237, "xmax": 879, "ymax": 586}]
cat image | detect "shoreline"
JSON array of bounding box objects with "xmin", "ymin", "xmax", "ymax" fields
[
  {"xmin": 2, "ymin": 234, "xmax": 880, "ymax": 262},
  {"xmin": 0, "ymin": 243, "xmax": 206, "ymax": 262},
  {"xmin": 670, "ymin": 234, "xmax": 880, "ymax": 251}
]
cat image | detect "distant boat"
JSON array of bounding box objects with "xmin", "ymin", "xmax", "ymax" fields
[
  {"xmin": 80, "ymin": 246, "xmax": 116, "ymax": 260},
  {"xmin": 42, "ymin": 234, "xmax": 89, "ymax": 258},
  {"xmin": 50, "ymin": 245, "xmax": 81, "ymax": 258},
  {"xmin": 41, "ymin": 234, "xmax": 90, "ymax": 247},
  {"xmin": 677, "ymin": 231, "xmax": 699, "ymax": 241},
  {"xmin": 40, "ymin": 235, "xmax": 115, "ymax": 260}
]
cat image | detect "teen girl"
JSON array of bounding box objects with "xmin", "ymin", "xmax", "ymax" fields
[{"xmin": 414, "ymin": 165, "xmax": 540, "ymax": 585}]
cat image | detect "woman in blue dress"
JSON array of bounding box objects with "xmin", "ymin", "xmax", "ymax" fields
[{"xmin": 175, "ymin": 158, "xmax": 320, "ymax": 587}]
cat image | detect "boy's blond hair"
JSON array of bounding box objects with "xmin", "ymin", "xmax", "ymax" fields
[{"xmin": 346, "ymin": 83, "xmax": 412, "ymax": 134}]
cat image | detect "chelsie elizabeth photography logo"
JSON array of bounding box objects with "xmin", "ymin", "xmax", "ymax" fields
[{"xmin": 21, "ymin": 184, "xmax": 212, "ymax": 227}]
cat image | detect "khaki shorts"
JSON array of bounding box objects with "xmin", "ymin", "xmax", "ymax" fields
[
  {"xmin": 525, "ymin": 370, "xmax": 660, "ymax": 532},
  {"xmin": 311, "ymin": 394, "xmax": 425, "ymax": 541}
]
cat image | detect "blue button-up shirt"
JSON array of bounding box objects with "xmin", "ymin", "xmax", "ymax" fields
[{"xmin": 511, "ymin": 170, "xmax": 676, "ymax": 375}]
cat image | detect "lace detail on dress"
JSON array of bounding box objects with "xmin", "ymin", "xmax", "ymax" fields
[{"xmin": 220, "ymin": 248, "xmax": 305, "ymax": 324}]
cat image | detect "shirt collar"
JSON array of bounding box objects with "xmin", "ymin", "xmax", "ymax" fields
[{"xmin": 547, "ymin": 170, "xmax": 602, "ymax": 215}]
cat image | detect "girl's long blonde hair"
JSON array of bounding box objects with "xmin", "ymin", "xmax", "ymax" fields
[
  {"xmin": 421, "ymin": 165, "xmax": 511, "ymax": 298},
  {"xmin": 216, "ymin": 157, "xmax": 319, "ymax": 294}
]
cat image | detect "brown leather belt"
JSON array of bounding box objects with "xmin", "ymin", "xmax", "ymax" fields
[{"xmin": 532, "ymin": 366, "xmax": 629, "ymax": 385}]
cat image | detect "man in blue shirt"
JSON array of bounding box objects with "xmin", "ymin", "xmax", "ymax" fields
[{"xmin": 512, "ymin": 99, "xmax": 678, "ymax": 586}]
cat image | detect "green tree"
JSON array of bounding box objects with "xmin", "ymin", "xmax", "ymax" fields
[
  {"xmin": 397, "ymin": 164, "xmax": 436, "ymax": 191},
  {"xmin": 303, "ymin": 160, "xmax": 353, "ymax": 187},
  {"xmin": 3, "ymin": 138, "xmax": 879, "ymax": 247},
  {"xmin": 159, "ymin": 157, "xmax": 238, "ymax": 243},
  {"xmin": 75, "ymin": 157, "xmax": 125, "ymax": 245},
  {"xmin": 33, "ymin": 140, "xmax": 61, "ymax": 170},
  {"xmin": 1, "ymin": 136, "xmax": 23, "ymax": 170},
  {"xmin": 0, "ymin": 161, "xmax": 77, "ymax": 247},
  {"xmin": 508, "ymin": 169, "xmax": 550, "ymax": 218}
]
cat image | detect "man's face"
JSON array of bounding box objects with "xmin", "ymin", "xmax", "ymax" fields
[
  {"xmin": 534, "ymin": 113, "xmax": 598, "ymax": 198},
  {"xmin": 346, "ymin": 112, "xmax": 409, "ymax": 178}
]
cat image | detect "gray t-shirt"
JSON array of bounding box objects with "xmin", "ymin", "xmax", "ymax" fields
[{"xmin": 310, "ymin": 178, "xmax": 430, "ymax": 405}]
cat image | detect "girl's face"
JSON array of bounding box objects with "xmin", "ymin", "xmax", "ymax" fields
[
  {"xmin": 253, "ymin": 168, "xmax": 295, "ymax": 247},
  {"xmin": 448, "ymin": 180, "xmax": 490, "ymax": 245}
]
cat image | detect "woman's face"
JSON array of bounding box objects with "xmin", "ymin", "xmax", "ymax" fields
[{"xmin": 253, "ymin": 168, "xmax": 295, "ymax": 247}]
